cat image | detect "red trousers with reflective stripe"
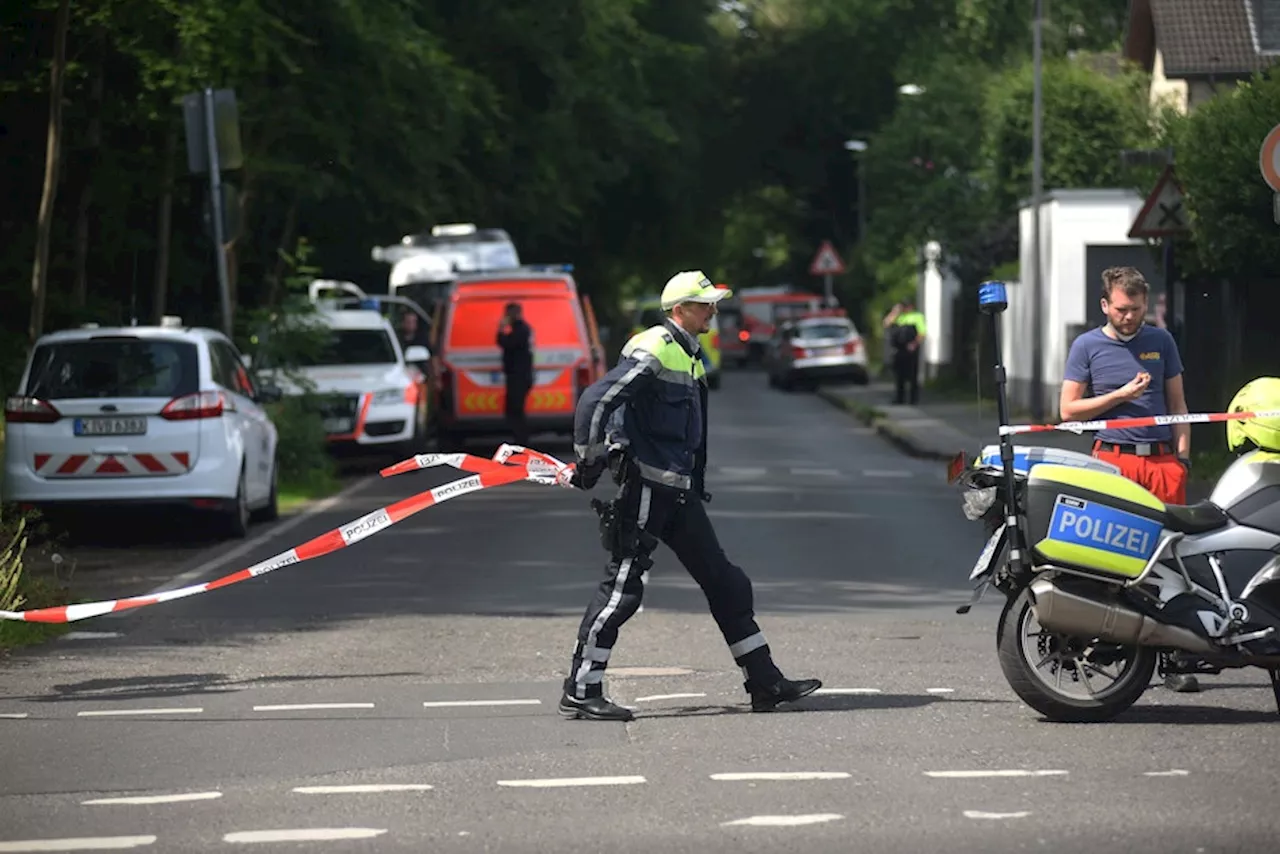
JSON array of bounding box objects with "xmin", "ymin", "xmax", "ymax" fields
[{"xmin": 1091, "ymin": 445, "xmax": 1187, "ymax": 505}]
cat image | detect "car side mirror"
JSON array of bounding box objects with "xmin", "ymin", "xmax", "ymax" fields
[
  {"xmin": 404, "ymin": 345, "xmax": 430, "ymax": 363},
  {"xmin": 256, "ymin": 383, "xmax": 283, "ymax": 404}
]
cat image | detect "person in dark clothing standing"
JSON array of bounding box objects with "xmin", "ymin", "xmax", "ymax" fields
[
  {"xmin": 882, "ymin": 299, "xmax": 927, "ymax": 405},
  {"xmin": 497, "ymin": 302, "xmax": 534, "ymax": 445},
  {"xmin": 558, "ymin": 270, "xmax": 822, "ymax": 722}
]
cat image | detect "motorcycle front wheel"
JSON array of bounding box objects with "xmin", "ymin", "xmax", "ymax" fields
[{"xmin": 997, "ymin": 586, "xmax": 1156, "ymax": 723}]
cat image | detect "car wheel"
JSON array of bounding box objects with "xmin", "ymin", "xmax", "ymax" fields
[
  {"xmin": 252, "ymin": 458, "xmax": 279, "ymax": 523},
  {"xmin": 225, "ymin": 466, "xmax": 251, "ymax": 539}
]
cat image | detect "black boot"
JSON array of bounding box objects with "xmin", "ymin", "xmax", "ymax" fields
[
  {"xmin": 558, "ymin": 692, "xmax": 635, "ymax": 722},
  {"xmin": 745, "ymin": 676, "xmax": 822, "ymax": 712}
]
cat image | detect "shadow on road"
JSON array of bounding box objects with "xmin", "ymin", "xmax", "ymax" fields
[{"xmin": 633, "ymin": 692, "xmax": 1015, "ymax": 720}]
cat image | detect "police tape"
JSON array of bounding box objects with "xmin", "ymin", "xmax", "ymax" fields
[
  {"xmin": 998, "ymin": 408, "xmax": 1280, "ymax": 437},
  {"xmin": 0, "ymin": 446, "xmax": 576, "ymax": 624}
]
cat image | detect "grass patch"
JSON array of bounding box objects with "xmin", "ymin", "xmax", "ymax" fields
[
  {"xmin": 278, "ymin": 468, "xmax": 343, "ymax": 514},
  {"xmin": 0, "ymin": 513, "xmax": 73, "ymax": 652}
]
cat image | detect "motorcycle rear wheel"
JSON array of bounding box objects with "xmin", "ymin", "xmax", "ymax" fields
[{"xmin": 997, "ymin": 587, "xmax": 1156, "ymax": 723}]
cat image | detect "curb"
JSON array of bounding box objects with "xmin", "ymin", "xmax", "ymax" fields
[{"xmin": 815, "ymin": 389, "xmax": 957, "ymax": 463}]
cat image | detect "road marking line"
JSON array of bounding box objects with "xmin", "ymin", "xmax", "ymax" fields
[
  {"xmin": 1144, "ymin": 770, "xmax": 1190, "ymax": 777},
  {"xmin": 293, "ymin": 785, "xmax": 434, "ymax": 794},
  {"xmin": 814, "ymin": 688, "xmax": 880, "ymax": 695},
  {"xmin": 0, "ymin": 713, "xmax": 29, "ymax": 719},
  {"xmin": 717, "ymin": 466, "xmax": 768, "ymax": 477},
  {"xmin": 223, "ymin": 829, "xmax": 386, "ymax": 843},
  {"xmin": 711, "ymin": 772, "xmax": 850, "ymax": 781},
  {"xmin": 862, "ymin": 469, "xmax": 914, "ymax": 478},
  {"xmin": 496, "ymin": 776, "xmax": 645, "ymax": 788},
  {"xmin": 82, "ymin": 792, "xmax": 222, "ymax": 805},
  {"xmin": 926, "ymin": 688, "xmax": 955, "ymax": 694},
  {"xmin": 964, "ymin": 810, "xmax": 1031, "ymax": 820},
  {"xmin": 788, "ymin": 467, "xmax": 840, "ymax": 477},
  {"xmin": 61, "ymin": 632, "xmax": 122, "ymax": 641},
  {"xmin": 721, "ymin": 814, "xmax": 843, "ymax": 827},
  {"xmin": 252, "ymin": 704, "xmax": 375, "ymax": 712},
  {"xmin": 422, "ymin": 699, "xmax": 541, "ymax": 708},
  {"xmin": 77, "ymin": 708, "xmax": 203, "ymax": 717},
  {"xmin": 0, "ymin": 837, "xmax": 157, "ymax": 851},
  {"xmin": 925, "ymin": 770, "xmax": 1067, "ymax": 778},
  {"xmin": 633, "ymin": 693, "xmax": 706, "ymax": 702}
]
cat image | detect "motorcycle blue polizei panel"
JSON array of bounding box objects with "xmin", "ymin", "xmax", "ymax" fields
[{"xmin": 1038, "ymin": 495, "xmax": 1164, "ymax": 578}]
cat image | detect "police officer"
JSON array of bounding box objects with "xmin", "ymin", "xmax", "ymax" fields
[{"xmin": 559, "ymin": 271, "xmax": 822, "ymax": 722}]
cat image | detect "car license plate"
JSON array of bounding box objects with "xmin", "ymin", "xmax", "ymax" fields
[
  {"xmin": 74, "ymin": 417, "xmax": 146, "ymax": 436},
  {"xmin": 969, "ymin": 523, "xmax": 1007, "ymax": 581},
  {"xmin": 821, "ymin": 346, "xmax": 843, "ymax": 356},
  {"xmin": 323, "ymin": 417, "xmax": 354, "ymax": 434}
]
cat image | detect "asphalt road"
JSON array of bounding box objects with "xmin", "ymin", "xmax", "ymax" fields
[{"xmin": 2, "ymin": 370, "xmax": 1278, "ymax": 853}]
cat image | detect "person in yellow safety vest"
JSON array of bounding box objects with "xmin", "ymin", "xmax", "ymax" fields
[
  {"xmin": 560, "ymin": 270, "xmax": 822, "ymax": 722},
  {"xmin": 882, "ymin": 299, "xmax": 927, "ymax": 405}
]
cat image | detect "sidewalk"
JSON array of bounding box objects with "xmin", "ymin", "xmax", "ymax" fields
[{"xmin": 816, "ymin": 382, "xmax": 1212, "ymax": 502}]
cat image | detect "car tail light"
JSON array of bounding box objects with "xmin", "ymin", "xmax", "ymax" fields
[
  {"xmin": 710, "ymin": 331, "xmax": 720, "ymax": 350},
  {"xmin": 3, "ymin": 396, "xmax": 61, "ymax": 424},
  {"xmin": 160, "ymin": 390, "xmax": 227, "ymax": 420},
  {"xmin": 576, "ymin": 364, "xmax": 592, "ymax": 390},
  {"xmin": 790, "ymin": 345, "xmax": 807, "ymax": 359},
  {"xmin": 738, "ymin": 330, "xmax": 750, "ymax": 342},
  {"xmin": 843, "ymin": 338, "xmax": 861, "ymax": 355}
]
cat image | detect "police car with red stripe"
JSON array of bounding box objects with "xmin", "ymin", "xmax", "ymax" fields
[{"xmin": 2, "ymin": 317, "xmax": 281, "ymax": 538}]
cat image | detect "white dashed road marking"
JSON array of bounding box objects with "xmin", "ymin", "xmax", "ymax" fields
[
  {"xmin": 0, "ymin": 713, "xmax": 29, "ymax": 719},
  {"xmin": 716, "ymin": 466, "xmax": 768, "ymax": 477},
  {"xmin": 814, "ymin": 688, "xmax": 880, "ymax": 695},
  {"xmin": 422, "ymin": 699, "xmax": 541, "ymax": 708},
  {"xmin": 76, "ymin": 708, "xmax": 202, "ymax": 717},
  {"xmin": 721, "ymin": 814, "xmax": 844, "ymax": 827},
  {"xmin": 926, "ymin": 770, "xmax": 1067, "ymax": 779},
  {"xmin": 223, "ymin": 829, "xmax": 386, "ymax": 844},
  {"xmin": 293, "ymin": 785, "xmax": 434, "ymax": 794},
  {"xmin": 1144, "ymin": 770, "xmax": 1190, "ymax": 777},
  {"xmin": 496, "ymin": 776, "xmax": 645, "ymax": 788},
  {"xmin": 60, "ymin": 632, "xmax": 122, "ymax": 641},
  {"xmin": 82, "ymin": 792, "xmax": 222, "ymax": 806},
  {"xmin": 862, "ymin": 469, "xmax": 914, "ymax": 478},
  {"xmin": 711, "ymin": 772, "xmax": 850, "ymax": 781},
  {"xmin": 926, "ymin": 688, "xmax": 954, "ymax": 694},
  {"xmin": 633, "ymin": 693, "xmax": 706, "ymax": 702},
  {"xmin": 964, "ymin": 811, "xmax": 1031, "ymax": 820},
  {"xmin": 0, "ymin": 837, "xmax": 157, "ymax": 851},
  {"xmin": 788, "ymin": 467, "xmax": 840, "ymax": 477},
  {"xmin": 252, "ymin": 704, "xmax": 375, "ymax": 712}
]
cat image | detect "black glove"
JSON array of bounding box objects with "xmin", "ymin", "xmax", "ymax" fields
[{"xmin": 569, "ymin": 458, "xmax": 606, "ymax": 490}]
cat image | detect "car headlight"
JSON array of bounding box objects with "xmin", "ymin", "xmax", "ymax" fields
[{"xmin": 371, "ymin": 388, "xmax": 405, "ymax": 406}]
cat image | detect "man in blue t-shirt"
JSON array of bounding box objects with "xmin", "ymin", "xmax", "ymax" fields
[{"xmin": 1060, "ymin": 265, "xmax": 1199, "ymax": 691}]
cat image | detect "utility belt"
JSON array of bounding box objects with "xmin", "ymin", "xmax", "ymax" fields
[{"xmin": 1093, "ymin": 440, "xmax": 1174, "ymax": 457}]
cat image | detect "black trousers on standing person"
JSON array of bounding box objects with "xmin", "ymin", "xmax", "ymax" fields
[
  {"xmin": 565, "ymin": 461, "xmax": 785, "ymax": 701},
  {"xmin": 892, "ymin": 347, "xmax": 920, "ymax": 405},
  {"xmin": 504, "ymin": 373, "xmax": 531, "ymax": 445}
]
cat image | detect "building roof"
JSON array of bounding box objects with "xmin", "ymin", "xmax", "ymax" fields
[{"xmin": 1124, "ymin": 0, "xmax": 1279, "ymax": 78}]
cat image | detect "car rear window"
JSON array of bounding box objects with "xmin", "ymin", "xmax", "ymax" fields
[
  {"xmin": 448, "ymin": 296, "xmax": 581, "ymax": 347},
  {"xmin": 297, "ymin": 329, "xmax": 398, "ymax": 366},
  {"xmin": 796, "ymin": 321, "xmax": 854, "ymax": 340},
  {"xmin": 24, "ymin": 337, "xmax": 200, "ymax": 400}
]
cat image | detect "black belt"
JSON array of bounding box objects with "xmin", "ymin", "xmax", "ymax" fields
[{"xmin": 1093, "ymin": 440, "xmax": 1173, "ymax": 457}]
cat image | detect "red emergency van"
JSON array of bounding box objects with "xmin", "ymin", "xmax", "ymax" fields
[{"xmin": 428, "ymin": 267, "xmax": 607, "ymax": 447}]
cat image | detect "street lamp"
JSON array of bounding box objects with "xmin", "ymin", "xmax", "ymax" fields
[
  {"xmin": 843, "ymin": 139, "xmax": 868, "ymax": 245},
  {"xmin": 1030, "ymin": 0, "xmax": 1045, "ymax": 422}
]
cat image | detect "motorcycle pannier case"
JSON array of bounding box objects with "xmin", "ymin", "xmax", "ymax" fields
[{"xmin": 1025, "ymin": 463, "xmax": 1168, "ymax": 580}]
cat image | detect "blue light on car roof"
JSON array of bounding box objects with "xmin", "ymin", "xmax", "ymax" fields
[{"xmin": 358, "ymin": 298, "xmax": 381, "ymax": 311}]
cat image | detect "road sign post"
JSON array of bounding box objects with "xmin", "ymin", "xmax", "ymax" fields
[
  {"xmin": 808, "ymin": 240, "xmax": 846, "ymax": 306},
  {"xmin": 182, "ymin": 88, "xmax": 243, "ymax": 337},
  {"xmin": 1260, "ymin": 123, "xmax": 1280, "ymax": 224}
]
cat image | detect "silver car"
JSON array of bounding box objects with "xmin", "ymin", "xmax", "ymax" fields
[{"xmin": 764, "ymin": 313, "xmax": 870, "ymax": 390}]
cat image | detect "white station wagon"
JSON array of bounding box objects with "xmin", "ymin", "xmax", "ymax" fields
[{"xmin": 2, "ymin": 320, "xmax": 281, "ymax": 537}]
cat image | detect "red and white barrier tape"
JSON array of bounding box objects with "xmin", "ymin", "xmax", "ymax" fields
[
  {"xmin": 998, "ymin": 409, "xmax": 1280, "ymax": 437},
  {"xmin": 0, "ymin": 445, "xmax": 575, "ymax": 624}
]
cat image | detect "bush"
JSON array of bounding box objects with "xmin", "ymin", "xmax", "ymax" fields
[
  {"xmin": 0, "ymin": 507, "xmax": 71, "ymax": 651},
  {"xmin": 266, "ymin": 393, "xmax": 338, "ymax": 492}
]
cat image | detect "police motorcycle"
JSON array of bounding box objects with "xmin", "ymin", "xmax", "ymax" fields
[{"xmin": 951, "ymin": 281, "xmax": 1280, "ymax": 722}]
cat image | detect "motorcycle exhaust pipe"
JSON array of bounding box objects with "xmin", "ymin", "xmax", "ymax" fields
[{"xmin": 1029, "ymin": 578, "xmax": 1216, "ymax": 655}]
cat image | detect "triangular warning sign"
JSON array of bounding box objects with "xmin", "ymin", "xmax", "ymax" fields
[
  {"xmin": 1128, "ymin": 165, "xmax": 1190, "ymax": 238},
  {"xmin": 808, "ymin": 240, "xmax": 846, "ymax": 275}
]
